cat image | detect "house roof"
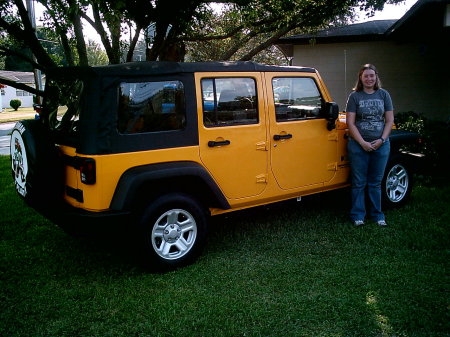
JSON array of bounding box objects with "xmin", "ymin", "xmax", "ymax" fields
[
  {"xmin": 280, "ymin": 20, "xmax": 396, "ymax": 44},
  {"xmin": 278, "ymin": 0, "xmax": 450, "ymax": 46},
  {"xmin": 0, "ymin": 70, "xmax": 36, "ymax": 84}
]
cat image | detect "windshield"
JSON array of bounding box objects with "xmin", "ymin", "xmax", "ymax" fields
[{"xmin": 42, "ymin": 78, "xmax": 84, "ymax": 141}]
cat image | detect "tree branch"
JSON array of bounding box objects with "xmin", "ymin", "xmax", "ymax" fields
[
  {"xmin": 238, "ymin": 24, "xmax": 296, "ymax": 61},
  {"xmin": 219, "ymin": 30, "xmax": 257, "ymax": 60},
  {"xmin": 8, "ymin": 0, "xmax": 56, "ymax": 69},
  {"xmin": 82, "ymin": 3, "xmax": 116, "ymax": 63},
  {"xmin": 66, "ymin": 0, "xmax": 88, "ymax": 66},
  {"xmin": 0, "ymin": 78, "xmax": 45, "ymax": 97},
  {"xmin": 0, "ymin": 46, "xmax": 45, "ymax": 71},
  {"xmin": 181, "ymin": 25, "xmax": 244, "ymax": 42},
  {"xmin": 41, "ymin": 2, "xmax": 76, "ymax": 66},
  {"xmin": 126, "ymin": 24, "xmax": 143, "ymax": 62}
]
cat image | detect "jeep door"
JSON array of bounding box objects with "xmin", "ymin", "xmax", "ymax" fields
[
  {"xmin": 266, "ymin": 73, "xmax": 338, "ymax": 190},
  {"xmin": 196, "ymin": 73, "xmax": 268, "ymax": 199}
]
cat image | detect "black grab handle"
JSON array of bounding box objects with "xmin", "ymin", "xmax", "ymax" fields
[
  {"xmin": 208, "ymin": 140, "xmax": 231, "ymax": 147},
  {"xmin": 273, "ymin": 134, "xmax": 293, "ymax": 141}
]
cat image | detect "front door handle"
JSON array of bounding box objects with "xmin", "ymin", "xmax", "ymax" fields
[
  {"xmin": 273, "ymin": 134, "xmax": 293, "ymax": 141},
  {"xmin": 208, "ymin": 140, "xmax": 231, "ymax": 147}
]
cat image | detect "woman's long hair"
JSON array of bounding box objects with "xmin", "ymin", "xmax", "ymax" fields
[{"xmin": 353, "ymin": 64, "xmax": 382, "ymax": 91}]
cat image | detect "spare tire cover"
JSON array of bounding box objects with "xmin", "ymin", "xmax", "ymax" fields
[
  {"xmin": 10, "ymin": 119, "xmax": 63, "ymax": 207},
  {"xmin": 10, "ymin": 122, "xmax": 29, "ymax": 198}
]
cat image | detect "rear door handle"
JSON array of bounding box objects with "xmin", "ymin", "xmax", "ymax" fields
[
  {"xmin": 273, "ymin": 134, "xmax": 292, "ymax": 141},
  {"xmin": 208, "ymin": 140, "xmax": 231, "ymax": 147}
]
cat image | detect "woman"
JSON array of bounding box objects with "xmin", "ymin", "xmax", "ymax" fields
[{"xmin": 346, "ymin": 64, "xmax": 394, "ymax": 226}]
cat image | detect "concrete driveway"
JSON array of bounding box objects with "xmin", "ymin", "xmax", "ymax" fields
[{"xmin": 0, "ymin": 122, "xmax": 15, "ymax": 156}]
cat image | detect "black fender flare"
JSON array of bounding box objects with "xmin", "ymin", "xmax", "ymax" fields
[
  {"xmin": 109, "ymin": 161, "xmax": 230, "ymax": 212},
  {"xmin": 388, "ymin": 129, "xmax": 420, "ymax": 151},
  {"xmin": 388, "ymin": 129, "xmax": 423, "ymax": 172}
]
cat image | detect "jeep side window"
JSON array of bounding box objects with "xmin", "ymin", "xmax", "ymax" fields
[
  {"xmin": 272, "ymin": 77, "xmax": 323, "ymax": 122},
  {"xmin": 201, "ymin": 78, "xmax": 258, "ymax": 127},
  {"xmin": 118, "ymin": 80, "xmax": 185, "ymax": 134}
]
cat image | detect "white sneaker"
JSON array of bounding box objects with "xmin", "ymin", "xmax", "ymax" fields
[
  {"xmin": 377, "ymin": 220, "xmax": 387, "ymax": 226},
  {"xmin": 354, "ymin": 220, "xmax": 365, "ymax": 226}
]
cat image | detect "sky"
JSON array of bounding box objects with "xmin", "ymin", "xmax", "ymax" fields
[
  {"xmin": 34, "ymin": 0, "xmax": 419, "ymax": 43},
  {"xmin": 355, "ymin": 0, "xmax": 419, "ymax": 22}
]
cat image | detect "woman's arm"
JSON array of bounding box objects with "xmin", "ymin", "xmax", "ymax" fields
[
  {"xmin": 347, "ymin": 112, "xmax": 375, "ymax": 151},
  {"xmin": 381, "ymin": 110, "xmax": 394, "ymax": 140},
  {"xmin": 371, "ymin": 110, "xmax": 394, "ymax": 149}
]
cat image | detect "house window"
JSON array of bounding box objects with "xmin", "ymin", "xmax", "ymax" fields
[
  {"xmin": 0, "ymin": 88, "xmax": 5, "ymax": 96},
  {"xmin": 15, "ymin": 89, "xmax": 32, "ymax": 97}
]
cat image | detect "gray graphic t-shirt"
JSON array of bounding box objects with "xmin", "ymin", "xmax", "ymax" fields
[{"xmin": 345, "ymin": 89, "xmax": 393, "ymax": 141}]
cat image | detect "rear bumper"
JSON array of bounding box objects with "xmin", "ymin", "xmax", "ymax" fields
[{"xmin": 33, "ymin": 201, "xmax": 132, "ymax": 234}]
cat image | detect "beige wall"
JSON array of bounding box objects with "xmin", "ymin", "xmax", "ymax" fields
[{"xmin": 292, "ymin": 41, "xmax": 450, "ymax": 121}]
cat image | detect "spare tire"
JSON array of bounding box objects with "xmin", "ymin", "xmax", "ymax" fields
[{"xmin": 10, "ymin": 119, "xmax": 64, "ymax": 208}]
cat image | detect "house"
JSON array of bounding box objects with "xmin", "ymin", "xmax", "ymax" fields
[
  {"xmin": 277, "ymin": 0, "xmax": 450, "ymax": 121},
  {"xmin": 0, "ymin": 70, "xmax": 43, "ymax": 110}
]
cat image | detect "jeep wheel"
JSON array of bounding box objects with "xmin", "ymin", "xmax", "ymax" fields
[
  {"xmin": 382, "ymin": 157, "xmax": 412, "ymax": 208},
  {"xmin": 10, "ymin": 120, "xmax": 63, "ymax": 207},
  {"xmin": 138, "ymin": 193, "xmax": 208, "ymax": 271}
]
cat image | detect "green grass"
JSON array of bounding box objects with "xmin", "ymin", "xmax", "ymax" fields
[
  {"xmin": 0, "ymin": 155, "xmax": 448, "ymax": 337},
  {"xmin": 0, "ymin": 107, "xmax": 36, "ymax": 123}
]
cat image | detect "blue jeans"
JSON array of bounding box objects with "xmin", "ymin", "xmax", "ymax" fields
[{"xmin": 347, "ymin": 138, "xmax": 390, "ymax": 222}]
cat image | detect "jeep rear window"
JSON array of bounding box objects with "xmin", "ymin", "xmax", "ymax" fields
[
  {"xmin": 272, "ymin": 77, "xmax": 323, "ymax": 122},
  {"xmin": 201, "ymin": 78, "xmax": 258, "ymax": 127},
  {"xmin": 43, "ymin": 78, "xmax": 84, "ymax": 138},
  {"xmin": 118, "ymin": 80, "xmax": 185, "ymax": 134}
]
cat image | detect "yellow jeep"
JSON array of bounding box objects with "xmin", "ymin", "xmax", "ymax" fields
[{"xmin": 10, "ymin": 62, "xmax": 419, "ymax": 270}]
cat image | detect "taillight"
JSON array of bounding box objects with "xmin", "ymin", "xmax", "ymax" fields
[{"xmin": 79, "ymin": 158, "xmax": 96, "ymax": 185}]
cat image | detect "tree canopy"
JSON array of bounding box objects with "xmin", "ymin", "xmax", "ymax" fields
[{"xmin": 0, "ymin": 0, "xmax": 403, "ymax": 94}]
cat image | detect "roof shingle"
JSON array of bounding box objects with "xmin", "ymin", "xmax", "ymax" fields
[{"xmin": 0, "ymin": 70, "xmax": 36, "ymax": 84}]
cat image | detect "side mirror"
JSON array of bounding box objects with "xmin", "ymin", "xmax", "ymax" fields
[{"xmin": 325, "ymin": 102, "xmax": 339, "ymax": 131}]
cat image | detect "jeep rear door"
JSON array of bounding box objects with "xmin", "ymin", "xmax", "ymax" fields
[
  {"xmin": 265, "ymin": 73, "xmax": 338, "ymax": 190},
  {"xmin": 196, "ymin": 73, "xmax": 268, "ymax": 200}
]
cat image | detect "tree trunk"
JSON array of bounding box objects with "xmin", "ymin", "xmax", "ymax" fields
[
  {"xmin": 126, "ymin": 25, "xmax": 143, "ymax": 62},
  {"xmin": 6, "ymin": 0, "xmax": 56, "ymax": 69}
]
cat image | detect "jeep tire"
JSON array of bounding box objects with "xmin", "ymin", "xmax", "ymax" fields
[
  {"xmin": 10, "ymin": 120, "xmax": 63, "ymax": 208},
  {"xmin": 138, "ymin": 193, "xmax": 208, "ymax": 271},
  {"xmin": 382, "ymin": 155, "xmax": 412, "ymax": 208}
]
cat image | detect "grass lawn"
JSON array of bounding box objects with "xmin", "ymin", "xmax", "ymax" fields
[
  {"xmin": 0, "ymin": 107, "xmax": 36, "ymax": 123},
  {"xmin": 0, "ymin": 155, "xmax": 448, "ymax": 337}
]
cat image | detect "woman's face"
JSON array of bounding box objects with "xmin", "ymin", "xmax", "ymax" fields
[{"xmin": 360, "ymin": 69, "xmax": 377, "ymax": 90}]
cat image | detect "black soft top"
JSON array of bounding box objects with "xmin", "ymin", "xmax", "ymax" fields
[
  {"xmin": 45, "ymin": 61, "xmax": 317, "ymax": 79},
  {"xmin": 43, "ymin": 61, "xmax": 318, "ymax": 155}
]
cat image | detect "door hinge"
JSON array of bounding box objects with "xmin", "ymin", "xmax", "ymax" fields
[
  {"xmin": 256, "ymin": 173, "xmax": 268, "ymax": 183},
  {"xmin": 256, "ymin": 141, "xmax": 268, "ymax": 151},
  {"xmin": 327, "ymin": 162, "xmax": 338, "ymax": 171},
  {"xmin": 328, "ymin": 132, "xmax": 338, "ymax": 141}
]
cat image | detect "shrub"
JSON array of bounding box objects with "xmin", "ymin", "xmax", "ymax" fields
[
  {"xmin": 395, "ymin": 111, "xmax": 426, "ymax": 154},
  {"xmin": 395, "ymin": 111, "xmax": 425, "ymax": 134},
  {"xmin": 10, "ymin": 99, "xmax": 22, "ymax": 111}
]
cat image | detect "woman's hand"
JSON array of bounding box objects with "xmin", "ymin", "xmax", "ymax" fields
[
  {"xmin": 360, "ymin": 139, "xmax": 383, "ymax": 152},
  {"xmin": 360, "ymin": 140, "xmax": 376, "ymax": 152},
  {"xmin": 370, "ymin": 139, "xmax": 384, "ymax": 150}
]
